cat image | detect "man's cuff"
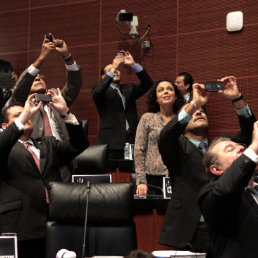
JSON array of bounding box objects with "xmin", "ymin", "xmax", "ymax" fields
[
  {"xmin": 65, "ymin": 61, "xmax": 80, "ymax": 71},
  {"xmin": 14, "ymin": 118, "xmax": 25, "ymax": 130},
  {"xmin": 132, "ymin": 64, "xmax": 143, "ymax": 73},
  {"xmin": 107, "ymin": 71, "xmax": 115, "ymax": 78},
  {"xmin": 64, "ymin": 115, "xmax": 79, "ymax": 125},
  {"xmin": 236, "ymin": 104, "xmax": 252, "ymax": 118},
  {"xmin": 27, "ymin": 65, "xmax": 40, "ymax": 77},
  {"xmin": 244, "ymin": 148, "xmax": 258, "ymax": 163},
  {"xmin": 178, "ymin": 109, "xmax": 192, "ymax": 125}
]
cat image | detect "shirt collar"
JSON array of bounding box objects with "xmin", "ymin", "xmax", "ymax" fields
[{"xmin": 188, "ymin": 138, "xmax": 208, "ymax": 148}]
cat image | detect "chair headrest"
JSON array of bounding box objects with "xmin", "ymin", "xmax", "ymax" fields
[
  {"xmin": 48, "ymin": 182, "xmax": 133, "ymax": 224},
  {"xmin": 74, "ymin": 144, "xmax": 108, "ymax": 174}
]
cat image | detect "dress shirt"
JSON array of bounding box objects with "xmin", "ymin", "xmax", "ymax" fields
[{"xmin": 27, "ymin": 61, "xmax": 80, "ymax": 76}]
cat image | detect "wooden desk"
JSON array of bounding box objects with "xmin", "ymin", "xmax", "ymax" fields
[{"xmin": 134, "ymin": 198, "xmax": 172, "ymax": 251}]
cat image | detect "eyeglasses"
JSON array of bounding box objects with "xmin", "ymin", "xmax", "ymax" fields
[{"xmin": 36, "ymin": 74, "xmax": 45, "ymax": 79}]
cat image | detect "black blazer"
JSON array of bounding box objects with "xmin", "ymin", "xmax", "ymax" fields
[
  {"xmin": 0, "ymin": 121, "xmax": 88, "ymax": 241},
  {"xmin": 92, "ymin": 69, "xmax": 153, "ymax": 150},
  {"xmin": 158, "ymin": 111, "xmax": 256, "ymax": 248},
  {"xmin": 198, "ymin": 154, "xmax": 258, "ymax": 258}
]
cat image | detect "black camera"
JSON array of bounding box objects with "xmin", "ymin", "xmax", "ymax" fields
[
  {"xmin": 204, "ymin": 81, "xmax": 224, "ymax": 92},
  {"xmin": 44, "ymin": 34, "xmax": 53, "ymax": 42},
  {"xmin": 35, "ymin": 94, "xmax": 52, "ymax": 103},
  {"xmin": 118, "ymin": 12, "xmax": 133, "ymax": 22}
]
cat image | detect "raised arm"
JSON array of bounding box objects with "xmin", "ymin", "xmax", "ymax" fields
[
  {"xmin": 9, "ymin": 37, "xmax": 54, "ymax": 106},
  {"xmin": 219, "ymin": 76, "xmax": 256, "ymax": 145},
  {"xmin": 52, "ymin": 34, "xmax": 82, "ymax": 107},
  {"xmin": 48, "ymin": 88, "xmax": 89, "ymax": 163},
  {"xmin": 121, "ymin": 50, "xmax": 153, "ymax": 99},
  {"xmin": 92, "ymin": 55, "xmax": 124, "ymax": 102}
]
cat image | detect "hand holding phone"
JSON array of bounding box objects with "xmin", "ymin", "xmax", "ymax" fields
[
  {"xmin": 204, "ymin": 81, "xmax": 224, "ymax": 92},
  {"xmin": 117, "ymin": 52, "xmax": 124, "ymax": 57},
  {"xmin": 44, "ymin": 34, "xmax": 53, "ymax": 42}
]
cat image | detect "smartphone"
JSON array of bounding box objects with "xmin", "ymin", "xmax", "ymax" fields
[
  {"xmin": 204, "ymin": 81, "xmax": 224, "ymax": 92},
  {"xmin": 35, "ymin": 94, "xmax": 52, "ymax": 103},
  {"xmin": 117, "ymin": 52, "xmax": 124, "ymax": 57},
  {"xmin": 44, "ymin": 34, "xmax": 53, "ymax": 42}
]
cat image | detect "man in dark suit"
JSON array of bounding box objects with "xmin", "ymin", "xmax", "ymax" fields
[
  {"xmin": 158, "ymin": 76, "xmax": 256, "ymax": 255},
  {"xmin": 175, "ymin": 72, "xmax": 193, "ymax": 103},
  {"xmin": 198, "ymin": 121, "xmax": 258, "ymax": 258},
  {"xmin": 0, "ymin": 92, "xmax": 88, "ymax": 258},
  {"xmin": 8, "ymin": 33, "xmax": 82, "ymax": 141},
  {"xmin": 92, "ymin": 50, "xmax": 153, "ymax": 160}
]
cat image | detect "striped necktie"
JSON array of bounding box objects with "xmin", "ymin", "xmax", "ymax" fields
[
  {"xmin": 23, "ymin": 142, "xmax": 49, "ymax": 203},
  {"xmin": 115, "ymin": 87, "xmax": 129, "ymax": 131},
  {"xmin": 198, "ymin": 142, "xmax": 207, "ymax": 153}
]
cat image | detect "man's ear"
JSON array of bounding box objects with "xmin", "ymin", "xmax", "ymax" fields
[
  {"xmin": 210, "ymin": 164, "xmax": 224, "ymax": 176},
  {"xmin": 185, "ymin": 83, "xmax": 190, "ymax": 90},
  {"xmin": 1, "ymin": 123, "xmax": 7, "ymax": 130}
]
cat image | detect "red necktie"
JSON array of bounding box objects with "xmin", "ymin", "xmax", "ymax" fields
[
  {"xmin": 42, "ymin": 107, "xmax": 53, "ymax": 136},
  {"xmin": 23, "ymin": 142, "xmax": 49, "ymax": 203},
  {"xmin": 23, "ymin": 142, "xmax": 41, "ymax": 172}
]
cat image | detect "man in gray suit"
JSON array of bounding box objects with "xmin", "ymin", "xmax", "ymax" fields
[{"xmin": 8, "ymin": 33, "xmax": 82, "ymax": 141}]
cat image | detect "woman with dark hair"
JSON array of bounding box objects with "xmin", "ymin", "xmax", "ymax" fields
[{"xmin": 134, "ymin": 78, "xmax": 184, "ymax": 195}]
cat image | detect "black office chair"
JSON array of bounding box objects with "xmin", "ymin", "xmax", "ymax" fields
[
  {"xmin": 73, "ymin": 144, "xmax": 108, "ymax": 174},
  {"xmin": 45, "ymin": 182, "xmax": 137, "ymax": 257}
]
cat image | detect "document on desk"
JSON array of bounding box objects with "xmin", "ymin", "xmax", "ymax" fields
[{"xmin": 152, "ymin": 250, "xmax": 206, "ymax": 257}]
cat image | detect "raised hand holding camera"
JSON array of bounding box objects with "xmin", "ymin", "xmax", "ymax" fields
[{"xmin": 219, "ymin": 76, "xmax": 241, "ymax": 100}]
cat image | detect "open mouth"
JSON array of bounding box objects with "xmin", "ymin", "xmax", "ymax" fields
[{"xmin": 163, "ymin": 96, "xmax": 171, "ymax": 100}]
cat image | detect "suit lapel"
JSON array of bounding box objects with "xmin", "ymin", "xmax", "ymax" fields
[{"xmin": 16, "ymin": 141, "xmax": 40, "ymax": 173}]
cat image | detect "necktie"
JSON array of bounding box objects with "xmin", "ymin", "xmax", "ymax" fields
[
  {"xmin": 23, "ymin": 142, "xmax": 49, "ymax": 203},
  {"xmin": 115, "ymin": 87, "xmax": 129, "ymax": 131},
  {"xmin": 198, "ymin": 142, "xmax": 207, "ymax": 153},
  {"xmin": 23, "ymin": 142, "xmax": 41, "ymax": 172},
  {"xmin": 42, "ymin": 107, "xmax": 53, "ymax": 136}
]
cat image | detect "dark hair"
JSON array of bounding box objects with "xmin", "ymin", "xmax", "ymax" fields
[
  {"xmin": 177, "ymin": 72, "xmax": 193, "ymax": 93},
  {"xmin": 100, "ymin": 67, "xmax": 105, "ymax": 76},
  {"xmin": 0, "ymin": 59, "xmax": 13, "ymax": 73},
  {"xmin": 1, "ymin": 103, "xmax": 23, "ymax": 124},
  {"xmin": 148, "ymin": 78, "xmax": 185, "ymax": 113}
]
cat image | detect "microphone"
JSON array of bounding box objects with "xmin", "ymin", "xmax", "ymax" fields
[
  {"xmin": 56, "ymin": 249, "xmax": 76, "ymax": 258},
  {"xmin": 81, "ymin": 181, "xmax": 91, "ymax": 258}
]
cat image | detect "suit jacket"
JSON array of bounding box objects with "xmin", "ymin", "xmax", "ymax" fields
[
  {"xmin": 198, "ymin": 154, "xmax": 258, "ymax": 258},
  {"xmin": 158, "ymin": 111, "xmax": 256, "ymax": 249},
  {"xmin": 0, "ymin": 121, "xmax": 88, "ymax": 241},
  {"xmin": 92, "ymin": 69, "xmax": 153, "ymax": 150},
  {"xmin": 8, "ymin": 67, "xmax": 82, "ymax": 139}
]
